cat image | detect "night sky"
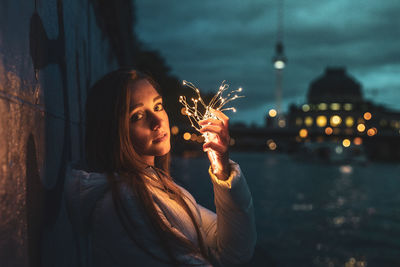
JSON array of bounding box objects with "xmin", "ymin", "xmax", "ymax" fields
[{"xmin": 135, "ymin": 0, "xmax": 400, "ymax": 126}]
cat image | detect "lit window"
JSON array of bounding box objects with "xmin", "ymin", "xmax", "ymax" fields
[
  {"xmin": 344, "ymin": 128, "xmax": 354, "ymax": 135},
  {"xmin": 299, "ymin": 129, "xmax": 308, "ymax": 138},
  {"xmin": 357, "ymin": 118, "xmax": 365, "ymax": 124},
  {"xmin": 330, "ymin": 103, "xmax": 341, "ymax": 110},
  {"xmin": 316, "ymin": 116, "xmax": 327, "ymax": 127},
  {"xmin": 345, "ymin": 117, "xmax": 354, "ymax": 127},
  {"xmin": 330, "ymin": 115, "xmax": 342, "ymax": 127},
  {"xmin": 354, "ymin": 137, "xmax": 362, "ymax": 145},
  {"xmin": 318, "ymin": 103, "xmax": 328, "ymax": 111},
  {"xmin": 304, "ymin": 116, "xmax": 313, "ymax": 127},
  {"xmin": 278, "ymin": 119, "xmax": 286, "ymax": 128},
  {"xmin": 343, "ymin": 103, "xmax": 353, "ymax": 111},
  {"xmin": 302, "ymin": 104, "xmax": 310, "ymax": 112},
  {"xmin": 269, "ymin": 109, "xmax": 277, "ymax": 117}
]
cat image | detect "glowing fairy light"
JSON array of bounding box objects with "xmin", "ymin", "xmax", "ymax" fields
[{"xmin": 179, "ymin": 80, "xmax": 244, "ymax": 174}]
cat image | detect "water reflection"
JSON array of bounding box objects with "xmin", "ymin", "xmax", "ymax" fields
[{"xmin": 171, "ymin": 152, "xmax": 400, "ymax": 266}]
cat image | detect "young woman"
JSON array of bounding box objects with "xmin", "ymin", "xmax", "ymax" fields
[{"xmin": 65, "ymin": 69, "xmax": 256, "ymax": 267}]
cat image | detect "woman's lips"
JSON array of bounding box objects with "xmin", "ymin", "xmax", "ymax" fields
[{"xmin": 153, "ymin": 133, "xmax": 168, "ymax": 143}]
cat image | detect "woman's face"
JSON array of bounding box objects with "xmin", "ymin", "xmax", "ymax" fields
[{"xmin": 129, "ymin": 79, "xmax": 170, "ymax": 165}]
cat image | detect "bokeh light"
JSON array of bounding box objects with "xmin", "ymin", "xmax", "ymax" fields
[
  {"xmin": 183, "ymin": 132, "xmax": 191, "ymax": 140},
  {"xmin": 357, "ymin": 123, "xmax": 366, "ymax": 132},
  {"xmin": 316, "ymin": 115, "xmax": 327, "ymax": 127},
  {"xmin": 363, "ymin": 112, "xmax": 372, "ymax": 120},
  {"xmin": 304, "ymin": 116, "xmax": 313, "ymax": 127},
  {"xmin": 171, "ymin": 125, "xmax": 179, "ymax": 135},
  {"xmin": 299, "ymin": 128, "xmax": 308, "ymax": 138},
  {"xmin": 330, "ymin": 115, "xmax": 342, "ymax": 127},
  {"xmin": 325, "ymin": 127, "xmax": 333, "ymax": 135},
  {"xmin": 342, "ymin": 139, "xmax": 351, "ymax": 147}
]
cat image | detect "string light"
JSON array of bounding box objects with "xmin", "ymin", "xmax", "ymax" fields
[{"xmin": 179, "ymin": 80, "xmax": 244, "ymax": 173}]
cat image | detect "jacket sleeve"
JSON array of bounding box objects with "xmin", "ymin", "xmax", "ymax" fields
[{"xmin": 198, "ymin": 160, "xmax": 257, "ymax": 266}]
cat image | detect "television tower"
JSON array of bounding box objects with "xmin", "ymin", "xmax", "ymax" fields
[{"xmin": 272, "ymin": 0, "xmax": 287, "ymax": 126}]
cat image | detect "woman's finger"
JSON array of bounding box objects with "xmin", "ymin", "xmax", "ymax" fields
[
  {"xmin": 199, "ymin": 125, "xmax": 223, "ymax": 136},
  {"xmin": 209, "ymin": 108, "xmax": 229, "ymax": 128},
  {"xmin": 203, "ymin": 141, "xmax": 227, "ymax": 154},
  {"xmin": 198, "ymin": 118, "xmax": 223, "ymax": 127}
]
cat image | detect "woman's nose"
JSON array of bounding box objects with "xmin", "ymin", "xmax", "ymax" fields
[{"xmin": 149, "ymin": 112, "xmax": 162, "ymax": 131}]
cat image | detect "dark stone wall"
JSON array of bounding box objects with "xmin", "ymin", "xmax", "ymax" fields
[{"xmin": 0, "ymin": 0, "xmax": 118, "ymax": 266}]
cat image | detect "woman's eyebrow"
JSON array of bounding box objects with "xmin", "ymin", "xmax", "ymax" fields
[{"xmin": 129, "ymin": 95, "xmax": 162, "ymax": 113}]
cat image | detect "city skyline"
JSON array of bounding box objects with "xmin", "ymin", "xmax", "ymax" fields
[{"xmin": 135, "ymin": 0, "xmax": 400, "ymax": 126}]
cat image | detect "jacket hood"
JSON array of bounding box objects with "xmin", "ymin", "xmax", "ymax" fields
[{"xmin": 65, "ymin": 162, "xmax": 110, "ymax": 235}]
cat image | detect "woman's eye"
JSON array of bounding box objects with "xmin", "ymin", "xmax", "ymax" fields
[
  {"xmin": 131, "ymin": 112, "xmax": 144, "ymax": 122},
  {"xmin": 154, "ymin": 103, "xmax": 164, "ymax": 111}
]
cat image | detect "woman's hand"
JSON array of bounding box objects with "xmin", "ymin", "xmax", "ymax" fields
[{"xmin": 199, "ymin": 109, "xmax": 231, "ymax": 181}]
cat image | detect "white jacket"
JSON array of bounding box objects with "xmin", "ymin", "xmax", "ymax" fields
[{"xmin": 65, "ymin": 160, "xmax": 256, "ymax": 267}]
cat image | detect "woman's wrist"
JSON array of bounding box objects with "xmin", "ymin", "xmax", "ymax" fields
[{"xmin": 213, "ymin": 159, "xmax": 231, "ymax": 181}]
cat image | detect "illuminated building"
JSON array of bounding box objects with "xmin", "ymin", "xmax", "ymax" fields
[{"xmin": 282, "ymin": 67, "xmax": 400, "ymax": 161}]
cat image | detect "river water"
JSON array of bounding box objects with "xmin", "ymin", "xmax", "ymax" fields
[{"xmin": 171, "ymin": 152, "xmax": 400, "ymax": 267}]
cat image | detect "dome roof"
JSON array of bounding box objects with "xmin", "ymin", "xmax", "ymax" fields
[{"xmin": 307, "ymin": 67, "xmax": 363, "ymax": 104}]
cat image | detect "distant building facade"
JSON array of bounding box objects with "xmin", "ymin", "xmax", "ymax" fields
[{"xmin": 278, "ymin": 67, "xmax": 400, "ymax": 161}]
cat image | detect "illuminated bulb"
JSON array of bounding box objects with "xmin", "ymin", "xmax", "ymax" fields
[
  {"xmin": 180, "ymin": 80, "xmax": 244, "ymax": 173},
  {"xmin": 274, "ymin": 60, "xmax": 285, "ymax": 69}
]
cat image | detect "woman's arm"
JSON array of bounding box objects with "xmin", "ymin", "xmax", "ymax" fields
[
  {"xmin": 198, "ymin": 160, "xmax": 256, "ymax": 266},
  {"xmin": 198, "ymin": 110, "xmax": 256, "ymax": 265}
]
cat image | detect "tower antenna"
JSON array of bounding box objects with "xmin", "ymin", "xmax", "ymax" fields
[{"xmin": 272, "ymin": 0, "xmax": 287, "ymax": 125}]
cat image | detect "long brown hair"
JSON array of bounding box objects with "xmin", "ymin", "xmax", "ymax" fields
[{"xmin": 85, "ymin": 69, "xmax": 209, "ymax": 265}]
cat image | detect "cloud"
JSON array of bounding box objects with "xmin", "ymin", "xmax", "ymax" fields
[{"xmin": 135, "ymin": 0, "xmax": 400, "ymax": 125}]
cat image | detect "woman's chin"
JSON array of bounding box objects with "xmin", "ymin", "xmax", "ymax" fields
[{"xmin": 155, "ymin": 143, "xmax": 171, "ymax": 156}]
